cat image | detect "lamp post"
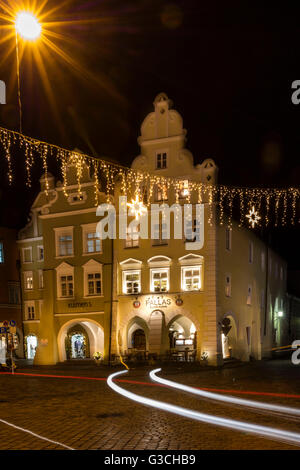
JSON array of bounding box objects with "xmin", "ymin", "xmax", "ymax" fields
[{"xmin": 14, "ymin": 11, "xmax": 42, "ymax": 133}]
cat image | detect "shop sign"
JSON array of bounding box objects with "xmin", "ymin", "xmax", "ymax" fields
[
  {"xmin": 145, "ymin": 296, "xmax": 172, "ymax": 309},
  {"xmin": 68, "ymin": 302, "xmax": 92, "ymax": 308}
]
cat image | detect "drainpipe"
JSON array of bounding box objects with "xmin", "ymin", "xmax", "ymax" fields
[
  {"xmin": 16, "ymin": 257, "xmax": 25, "ymax": 359},
  {"xmin": 108, "ymin": 238, "xmax": 114, "ymax": 367},
  {"xmin": 264, "ymin": 244, "xmax": 269, "ymax": 337}
]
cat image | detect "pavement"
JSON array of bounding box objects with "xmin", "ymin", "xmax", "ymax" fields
[{"xmin": 0, "ymin": 359, "xmax": 299, "ymax": 450}]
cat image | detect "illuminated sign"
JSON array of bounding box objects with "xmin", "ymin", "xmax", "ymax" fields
[{"xmin": 145, "ymin": 296, "xmax": 172, "ymax": 309}]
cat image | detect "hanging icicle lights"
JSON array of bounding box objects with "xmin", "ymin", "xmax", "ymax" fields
[{"xmin": 0, "ymin": 125, "xmax": 299, "ymax": 228}]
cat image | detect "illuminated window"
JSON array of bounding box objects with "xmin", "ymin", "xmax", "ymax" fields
[
  {"xmin": 225, "ymin": 274, "xmax": 231, "ymax": 297},
  {"xmin": 0, "ymin": 242, "xmax": 3, "ymax": 264},
  {"xmin": 60, "ymin": 275, "xmax": 73, "ymax": 298},
  {"xmin": 155, "ymin": 185, "xmax": 167, "ymax": 202},
  {"xmin": 24, "ymin": 272, "xmax": 33, "ymax": 290},
  {"xmin": 151, "ymin": 269, "xmax": 169, "ymax": 292},
  {"xmin": 182, "ymin": 266, "xmax": 201, "ymax": 291},
  {"xmin": 179, "ymin": 180, "xmax": 189, "ymax": 198},
  {"xmin": 123, "ymin": 271, "xmax": 141, "ymax": 295},
  {"xmin": 87, "ymin": 273, "xmax": 102, "ymax": 295},
  {"xmin": 156, "ymin": 152, "xmax": 167, "ymax": 169}
]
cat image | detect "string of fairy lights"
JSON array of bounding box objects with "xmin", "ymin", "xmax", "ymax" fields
[{"xmin": 0, "ymin": 126, "xmax": 299, "ymax": 230}]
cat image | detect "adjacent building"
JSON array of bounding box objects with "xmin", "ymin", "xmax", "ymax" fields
[
  {"xmin": 0, "ymin": 227, "xmax": 23, "ymax": 361},
  {"xmin": 18, "ymin": 93, "xmax": 288, "ymax": 365}
]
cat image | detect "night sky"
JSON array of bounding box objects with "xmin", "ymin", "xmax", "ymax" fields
[{"xmin": 0, "ymin": 1, "xmax": 299, "ymax": 287}]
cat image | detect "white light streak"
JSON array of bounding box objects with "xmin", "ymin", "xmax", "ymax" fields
[
  {"xmin": 0, "ymin": 418, "xmax": 74, "ymax": 450},
  {"xmin": 149, "ymin": 368, "xmax": 300, "ymax": 417},
  {"xmin": 107, "ymin": 370, "xmax": 300, "ymax": 446}
]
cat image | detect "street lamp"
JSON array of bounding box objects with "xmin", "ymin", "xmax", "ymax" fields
[
  {"xmin": 14, "ymin": 11, "xmax": 42, "ymax": 133},
  {"xmin": 15, "ymin": 12, "xmax": 42, "ymax": 41}
]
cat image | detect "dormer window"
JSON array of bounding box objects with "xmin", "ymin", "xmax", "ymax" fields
[{"xmin": 156, "ymin": 152, "xmax": 167, "ymax": 169}]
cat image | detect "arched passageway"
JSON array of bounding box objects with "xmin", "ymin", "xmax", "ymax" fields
[{"xmin": 57, "ymin": 319, "xmax": 104, "ymax": 362}]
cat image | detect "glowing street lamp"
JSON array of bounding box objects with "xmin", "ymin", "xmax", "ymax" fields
[
  {"xmin": 15, "ymin": 12, "xmax": 41, "ymax": 41},
  {"xmin": 14, "ymin": 11, "xmax": 42, "ymax": 132}
]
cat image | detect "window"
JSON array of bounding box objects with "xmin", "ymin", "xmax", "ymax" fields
[
  {"xmin": 247, "ymin": 285, "xmax": 252, "ymax": 305},
  {"xmin": 23, "ymin": 247, "xmax": 32, "ymax": 263},
  {"xmin": 152, "ymin": 222, "xmax": 168, "ymax": 246},
  {"xmin": 126, "ymin": 225, "xmax": 139, "ymax": 248},
  {"xmin": 185, "ymin": 218, "xmax": 200, "ymax": 243},
  {"xmin": 37, "ymin": 246, "xmax": 44, "ymax": 261},
  {"xmin": 225, "ymin": 274, "xmax": 231, "ymax": 297},
  {"xmin": 123, "ymin": 271, "xmax": 141, "ymax": 295},
  {"xmin": 54, "ymin": 227, "xmax": 74, "ymax": 257},
  {"xmin": 82, "ymin": 259, "xmax": 103, "ymax": 297},
  {"xmin": 0, "ymin": 242, "xmax": 4, "ymax": 264},
  {"xmin": 179, "ymin": 180, "xmax": 189, "ymax": 198},
  {"xmin": 86, "ymin": 233, "xmax": 101, "ymax": 253},
  {"xmin": 60, "ymin": 275, "xmax": 73, "ymax": 298},
  {"xmin": 182, "ymin": 266, "xmax": 201, "ymax": 291},
  {"xmin": 275, "ymin": 263, "xmax": 278, "ymax": 279},
  {"xmin": 87, "ymin": 273, "xmax": 102, "ymax": 296},
  {"xmin": 24, "ymin": 272, "xmax": 33, "ymax": 290},
  {"xmin": 155, "ymin": 185, "xmax": 167, "ymax": 202},
  {"xmin": 151, "ymin": 269, "xmax": 169, "ymax": 292},
  {"xmin": 59, "ymin": 235, "xmax": 73, "ymax": 256},
  {"xmin": 280, "ymin": 266, "xmax": 284, "ymax": 281},
  {"xmin": 225, "ymin": 228, "xmax": 232, "ymax": 251},
  {"xmin": 156, "ymin": 152, "xmax": 167, "ymax": 169},
  {"xmin": 38, "ymin": 270, "xmax": 44, "ymax": 289},
  {"xmin": 8, "ymin": 283, "xmax": 20, "ymax": 305},
  {"xmin": 82, "ymin": 224, "xmax": 102, "ymax": 255},
  {"xmin": 25, "ymin": 302, "xmax": 35, "ymax": 320},
  {"xmin": 249, "ymin": 241, "xmax": 253, "ymax": 264},
  {"xmin": 68, "ymin": 192, "xmax": 86, "ymax": 205},
  {"xmin": 56, "ymin": 262, "xmax": 74, "ymax": 299}
]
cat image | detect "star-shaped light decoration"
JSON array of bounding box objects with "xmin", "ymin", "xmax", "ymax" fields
[
  {"xmin": 127, "ymin": 196, "xmax": 147, "ymax": 220},
  {"xmin": 246, "ymin": 206, "xmax": 261, "ymax": 228}
]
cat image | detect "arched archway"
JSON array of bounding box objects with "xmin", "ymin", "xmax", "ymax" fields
[
  {"xmin": 57, "ymin": 318, "xmax": 104, "ymax": 362},
  {"xmin": 166, "ymin": 314, "xmax": 197, "ymax": 359},
  {"xmin": 126, "ymin": 316, "xmax": 149, "ymax": 352},
  {"xmin": 25, "ymin": 334, "xmax": 38, "ymax": 360},
  {"xmin": 221, "ymin": 314, "xmax": 238, "ymax": 359}
]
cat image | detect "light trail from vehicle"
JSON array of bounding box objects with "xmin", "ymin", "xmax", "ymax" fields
[
  {"xmin": 149, "ymin": 368, "xmax": 300, "ymax": 417},
  {"xmin": 0, "ymin": 417, "xmax": 74, "ymax": 449},
  {"xmin": 107, "ymin": 370, "xmax": 300, "ymax": 447}
]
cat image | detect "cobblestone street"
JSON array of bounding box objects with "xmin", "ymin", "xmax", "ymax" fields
[{"xmin": 0, "ymin": 359, "xmax": 299, "ymax": 450}]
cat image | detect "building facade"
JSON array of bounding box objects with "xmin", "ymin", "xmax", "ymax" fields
[
  {"xmin": 0, "ymin": 227, "xmax": 23, "ymax": 361},
  {"xmin": 18, "ymin": 93, "xmax": 287, "ymax": 365}
]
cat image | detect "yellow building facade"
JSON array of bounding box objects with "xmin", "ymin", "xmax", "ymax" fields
[{"xmin": 18, "ymin": 93, "xmax": 287, "ymax": 366}]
